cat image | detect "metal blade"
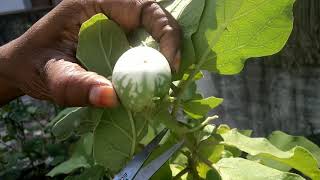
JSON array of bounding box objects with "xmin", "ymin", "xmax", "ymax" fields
[
  {"xmin": 134, "ymin": 140, "xmax": 184, "ymax": 180},
  {"xmin": 113, "ymin": 128, "xmax": 168, "ymax": 180}
]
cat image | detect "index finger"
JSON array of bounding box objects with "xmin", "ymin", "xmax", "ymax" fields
[{"xmin": 141, "ymin": 2, "xmax": 182, "ymax": 72}]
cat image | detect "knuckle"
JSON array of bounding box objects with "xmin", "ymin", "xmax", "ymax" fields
[{"xmin": 162, "ymin": 25, "xmax": 175, "ymax": 35}]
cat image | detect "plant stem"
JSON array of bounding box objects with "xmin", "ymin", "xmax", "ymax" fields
[
  {"xmin": 196, "ymin": 153, "xmax": 221, "ymax": 179},
  {"xmin": 173, "ymin": 167, "xmax": 190, "ymax": 180},
  {"xmin": 187, "ymin": 115, "xmax": 219, "ymax": 133},
  {"xmin": 172, "ymin": 22, "xmax": 227, "ymax": 119},
  {"xmin": 160, "ymin": 116, "xmax": 190, "ymax": 137},
  {"xmin": 127, "ymin": 110, "xmax": 136, "ymax": 157}
]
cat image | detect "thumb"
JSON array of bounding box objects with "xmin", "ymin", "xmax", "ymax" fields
[{"xmin": 45, "ymin": 59, "xmax": 118, "ymax": 107}]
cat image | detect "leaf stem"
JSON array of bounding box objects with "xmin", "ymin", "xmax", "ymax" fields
[
  {"xmin": 196, "ymin": 152, "xmax": 222, "ymax": 179},
  {"xmin": 127, "ymin": 110, "xmax": 136, "ymax": 157},
  {"xmin": 187, "ymin": 115, "xmax": 219, "ymax": 133},
  {"xmin": 172, "ymin": 49, "xmax": 211, "ymax": 118}
]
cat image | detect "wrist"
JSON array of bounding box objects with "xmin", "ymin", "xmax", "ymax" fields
[{"xmin": 0, "ymin": 43, "xmax": 24, "ymax": 106}]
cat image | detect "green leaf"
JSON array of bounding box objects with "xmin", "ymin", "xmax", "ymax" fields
[
  {"xmin": 47, "ymin": 156, "xmax": 90, "ymax": 177},
  {"xmin": 52, "ymin": 107, "xmax": 104, "ymax": 141},
  {"xmin": 215, "ymin": 158, "xmax": 305, "ymax": 180},
  {"xmin": 206, "ymin": 169, "xmax": 222, "ymax": 180},
  {"xmin": 47, "ymin": 133, "xmax": 94, "ymax": 177},
  {"xmin": 181, "ymin": 65, "xmax": 204, "ymax": 81},
  {"xmin": 163, "ymin": 0, "xmax": 205, "ymax": 37},
  {"xmin": 195, "ymin": 133, "xmax": 224, "ymax": 179},
  {"xmin": 216, "ymin": 124, "xmax": 231, "ymax": 134},
  {"xmin": 199, "ymin": 142, "xmax": 224, "ymax": 164},
  {"xmin": 77, "ymin": 13, "xmax": 130, "ymax": 78},
  {"xmin": 72, "ymin": 133, "xmax": 94, "ymax": 158},
  {"xmin": 247, "ymin": 155, "xmax": 292, "ymax": 172},
  {"xmin": 163, "ymin": 0, "xmax": 206, "ymax": 79},
  {"xmin": 193, "ymin": 0, "xmax": 295, "ymax": 74},
  {"xmin": 149, "ymin": 103, "xmax": 171, "ymax": 129},
  {"xmin": 221, "ymin": 129, "xmax": 320, "ymax": 179},
  {"xmin": 70, "ymin": 165, "xmax": 105, "ymax": 180},
  {"xmin": 182, "ymin": 97, "xmax": 223, "ymax": 119},
  {"xmin": 47, "ymin": 107, "xmax": 79, "ymax": 129},
  {"xmin": 268, "ymin": 131, "xmax": 320, "ymax": 167},
  {"xmin": 93, "ymin": 106, "xmax": 148, "ymax": 173},
  {"xmin": 197, "ymin": 124, "xmax": 216, "ymax": 142},
  {"xmin": 170, "ymin": 164, "xmax": 189, "ymax": 180},
  {"xmin": 181, "ymin": 81, "xmax": 198, "ymax": 102},
  {"xmin": 151, "ymin": 162, "xmax": 172, "ymax": 180},
  {"xmin": 197, "ymin": 143, "xmax": 224, "ymax": 178},
  {"xmin": 252, "ymin": 131, "xmax": 320, "ymax": 172}
]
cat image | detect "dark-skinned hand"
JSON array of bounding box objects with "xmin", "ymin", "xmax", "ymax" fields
[{"xmin": 0, "ymin": 0, "xmax": 181, "ymax": 107}]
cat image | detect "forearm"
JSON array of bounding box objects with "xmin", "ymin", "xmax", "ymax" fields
[{"xmin": 0, "ymin": 43, "xmax": 24, "ymax": 106}]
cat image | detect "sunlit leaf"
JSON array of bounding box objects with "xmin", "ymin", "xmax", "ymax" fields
[
  {"xmin": 215, "ymin": 158, "xmax": 305, "ymax": 180},
  {"xmin": 221, "ymin": 129, "xmax": 320, "ymax": 179},
  {"xmin": 183, "ymin": 97, "xmax": 223, "ymax": 119},
  {"xmin": 193, "ymin": 0, "xmax": 295, "ymax": 74},
  {"xmin": 268, "ymin": 131, "xmax": 320, "ymax": 167},
  {"xmin": 251, "ymin": 131, "xmax": 320, "ymax": 172}
]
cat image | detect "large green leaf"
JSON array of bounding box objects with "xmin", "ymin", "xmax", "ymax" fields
[
  {"xmin": 215, "ymin": 158, "xmax": 305, "ymax": 180},
  {"xmin": 77, "ymin": 13, "xmax": 130, "ymax": 78},
  {"xmin": 268, "ymin": 131, "xmax": 320, "ymax": 167},
  {"xmin": 182, "ymin": 97, "xmax": 223, "ymax": 119},
  {"xmin": 93, "ymin": 106, "xmax": 148, "ymax": 173},
  {"xmin": 52, "ymin": 107, "xmax": 104, "ymax": 140},
  {"xmin": 193, "ymin": 0, "xmax": 295, "ymax": 74},
  {"xmin": 220, "ymin": 129, "xmax": 320, "ymax": 179},
  {"xmin": 250, "ymin": 131, "xmax": 320, "ymax": 172},
  {"xmin": 47, "ymin": 107, "xmax": 79, "ymax": 128}
]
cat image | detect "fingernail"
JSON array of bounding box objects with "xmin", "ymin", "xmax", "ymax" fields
[
  {"xmin": 173, "ymin": 50, "xmax": 181, "ymax": 73},
  {"xmin": 89, "ymin": 85, "xmax": 119, "ymax": 107}
]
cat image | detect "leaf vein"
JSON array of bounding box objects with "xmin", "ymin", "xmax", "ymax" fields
[{"xmin": 98, "ymin": 22, "xmax": 112, "ymax": 72}]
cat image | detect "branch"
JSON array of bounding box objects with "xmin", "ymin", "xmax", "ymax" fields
[{"xmin": 173, "ymin": 167, "xmax": 190, "ymax": 180}]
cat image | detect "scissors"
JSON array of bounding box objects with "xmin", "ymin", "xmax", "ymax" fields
[{"xmin": 113, "ymin": 128, "xmax": 184, "ymax": 180}]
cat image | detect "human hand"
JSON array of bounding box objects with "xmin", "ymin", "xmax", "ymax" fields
[{"xmin": 0, "ymin": 0, "xmax": 181, "ymax": 107}]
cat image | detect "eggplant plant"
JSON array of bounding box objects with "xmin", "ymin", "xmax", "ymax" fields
[{"xmin": 47, "ymin": 0, "xmax": 320, "ymax": 179}]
